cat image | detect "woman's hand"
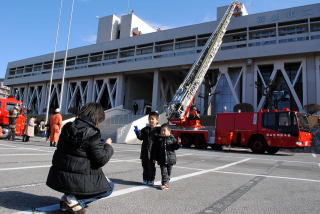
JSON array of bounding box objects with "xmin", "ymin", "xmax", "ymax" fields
[{"xmin": 105, "ymin": 138, "xmax": 112, "ymax": 145}]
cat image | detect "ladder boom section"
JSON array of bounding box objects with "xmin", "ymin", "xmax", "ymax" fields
[{"xmin": 167, "ymin": 1, "xmax": 239, "ymax": 120}]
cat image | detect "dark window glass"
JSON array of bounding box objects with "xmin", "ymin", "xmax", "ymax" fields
[{"xmin": 263, "ymin": 112, "xmax": 276, "ymax": 130}]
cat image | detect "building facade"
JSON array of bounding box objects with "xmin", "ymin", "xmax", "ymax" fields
[
  {"xmin": 4, "ymin": 3, "xmax": 320, "ymax": 115},
  {"xmin": 0, "ymin": 79, "xmax": 10, "ymax": 98}
]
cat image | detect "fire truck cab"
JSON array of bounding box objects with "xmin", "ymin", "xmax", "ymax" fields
[
  {"xmin": 0, "ymin": 96, "xmax": 26, "ymax": 138},
  {"xmin": 214, "ymin": 109, "xmax": 312, "ymax": 154}
]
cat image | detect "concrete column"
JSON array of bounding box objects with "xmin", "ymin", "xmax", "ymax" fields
[
  {"xmin": 316, "ymin": 56, "xmax": 320, "ymax": 104},
  {"xmin": 39, "ymin": 83, "xmax": 48, "ymax": 114},
  {"xmin": 86, "ymin": 78, "xmax": 94, "ymax": 103},
  {"xmin": 306, "ymin": 55, "xmax": 317, "ymax": 105},
  {"xmin": 23, "ymin": 85, "xmax": 30, "ymax": 109},
  {"xmin": 115, "ymin": 74, "xmax": 125, "ymax": 107},
  {"xmin": 152, "ymin": 70, "xmax": 161, "ymax": 111},
  {"xmin": 60, "ymin": 81, "xmax": 69, "ymax": 114},
  {"xmin": 244, "ymin": 62, "xmax": 254, "ymax": 105}
]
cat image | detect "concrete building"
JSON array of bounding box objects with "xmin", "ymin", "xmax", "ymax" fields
[
  {"xmin": 4, "ymin": 3, "xmax": 320, "ymax": 115},
  {"xmin": 0, "ymin": 79, "xmax": 10, "ymax": 98}
]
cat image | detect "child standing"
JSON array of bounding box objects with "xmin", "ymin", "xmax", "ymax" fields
[
  {"xmin": 134, "ymin": 112, "xmax": 161, "ymax": 185},
  {"xmin": 156, "ymin": 123, "xmax": 180, "ymax": 190}
]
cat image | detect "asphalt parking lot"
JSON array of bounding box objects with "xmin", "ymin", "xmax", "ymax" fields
[{"xmin": 0, "ymin": 137, "xmax": 320, "ymax": 214}]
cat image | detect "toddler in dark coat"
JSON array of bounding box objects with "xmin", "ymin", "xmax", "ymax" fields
[{"xmin": 155, "ymin": 123, "xmax": 180, "ymax": 190}]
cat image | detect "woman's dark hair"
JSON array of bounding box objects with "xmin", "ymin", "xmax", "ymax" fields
[{"xmin": 77, "ymin": 103, "xmax": 105, "ymax": 125}]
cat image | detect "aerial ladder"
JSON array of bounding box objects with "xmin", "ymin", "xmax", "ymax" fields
[{"xmin": 167, "ymin": 1, "xmax": 243, "ymax": 148}]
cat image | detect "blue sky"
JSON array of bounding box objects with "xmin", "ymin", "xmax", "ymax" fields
[{"xmin": 0, "ymin": 0, "xmax": 319, "ymax": 78}]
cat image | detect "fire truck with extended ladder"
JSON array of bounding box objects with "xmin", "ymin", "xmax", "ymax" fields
[{"xmin": 167, "ymin": 1, "xmax": 312, "ymax": 154}]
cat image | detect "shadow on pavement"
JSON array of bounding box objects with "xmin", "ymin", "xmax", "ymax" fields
[
  {"xmin": 0, "ymin": 191, "xmax": 62, "ymax": 213},
  {"xmin": 110, "ymin": 178, "xmax": 142, "ymax": 186}
]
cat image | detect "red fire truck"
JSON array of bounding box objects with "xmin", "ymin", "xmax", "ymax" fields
[
  {"xmin": 166, "ymin": 2, "xmax": 312, "ymax": 154},
  {"xmin": 0, "ymin": 96, "xmax": 26, "ymax": 138},
  {"xmin": 214, "ymin": 109, "xmax": 312, "ymax": 154}
]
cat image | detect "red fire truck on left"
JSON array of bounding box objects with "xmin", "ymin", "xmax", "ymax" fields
[{"xmin": 0, "ymin": 96, "xmax": 26, "ymax": 138}]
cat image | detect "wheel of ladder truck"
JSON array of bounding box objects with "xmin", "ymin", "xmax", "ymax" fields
[
  {"xmin": 250, "ymin": 136, "xmax": 266, "ymax": 154},
  {"xmin": 181, "ymin": 134, "xmax": 192, "ymax": 148},
  {"xmin": 194, "ymin": 134, "xmax": 207, "ymax": 149},
  {"xmin": 210, "ymin": 144, "xmax": 223, "ymax": 150},
  {"xmin": 266, "ymin": 146, "xmax": 279, "ymax": 155}
]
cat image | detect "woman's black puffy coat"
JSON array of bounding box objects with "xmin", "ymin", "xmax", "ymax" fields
[
  {"xmin": 46, "ymin": 117, "xmax": 113, "ymax": 196},
  {"xmin": 155, "ymin": 135, "xmax": 180, "ymax": 165}
]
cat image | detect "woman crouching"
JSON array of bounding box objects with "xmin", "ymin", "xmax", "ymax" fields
[{"xmin": 46, "ymin": 103, "xmax": 114, "ymax": 214}]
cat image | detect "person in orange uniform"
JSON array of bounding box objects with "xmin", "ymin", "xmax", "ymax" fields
[{"xmin": 50, "ymin": 108, "xmax": 63, "ymax": 147}]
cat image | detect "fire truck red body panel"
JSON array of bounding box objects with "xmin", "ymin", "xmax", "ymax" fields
[
  {"xmin": 0, "ymin": 97, "xmax": 26, "ymax": 136},
  {"xmin": 215, "ymin": 111, "xmax": 312, "ymax": 149}
]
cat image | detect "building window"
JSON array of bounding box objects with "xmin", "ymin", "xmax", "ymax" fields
[
  {"xmin": 136, "ymin": 47, "xmax": 153, "ymax": 55},
  {"xmin": 90, "ymin": 52, "xmax": 103, "ymax": 62},
  {"xmin": 76, "ymin": 57, "xmax": 88, "ymax": 65},
  {"xmin": 279, "ymin": 37, "xmax": 309, "ymax": 43},
  {"xmin": 175, "ymin": 50, "xmax": 196, "ymax": 56},
  {"xmin": 67, "ymin": 58, "xmax": 76, "ymax": 66},
  {"xmin": 9, "ymin": 68, "xmax": 16, "ymax": 75},
  {"xmin": 135, "ymin": 56, "xmax": 152, "ymax": 62},
  {"xmin": 16, "ymin": 67, "xmax": 24, "ymax": 74},
  {"xmin": 155, "ymin": 40, "xmax": 174, "ymax": 52},
  {"xmin": 119, "ymin": 47, "xmax": 135, "ymax": 58},
  {"xmin": 104, "ymin": 53, "xmax": 117, "ymax": 60},
  {"xmin": 197, "ymin": 34, "xmax": 210, "ymax": 47}
]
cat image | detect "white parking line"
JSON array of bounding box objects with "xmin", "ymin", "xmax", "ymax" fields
[
  {"xmin": 312, "ymin": 153, "xmax": 317, "ymax": 158},
  {"xmin": 0, "ymin": 153, "xmax": 51, "ymax": 157},
  {"xmin": 186, "ymin": 153, "xmax": 320, "ymax": 165},
  {"xmin": 0, "ymin": 147, "xmax": 53, "ymax": 152},
  {"xmin": 1, "ymin": 183, "xmax": 44, "ymax": 191},
  {"xmin": 114, "ymin": 149, "xmax": 141, "ymax": 152},
  {"xmin": 213, "ymin": 170, "xmax": 320, "ymax": 183},
  {"xmin": 0, "ymin": 165, "xmax": 51, "ymax": 171},
  {"xmin": 0, "ymin": 143, "xmax": 17, "ymax": 148},
  {"xmin": 14, "ymin": 158, "xmax": 251, "ymax": 213}
]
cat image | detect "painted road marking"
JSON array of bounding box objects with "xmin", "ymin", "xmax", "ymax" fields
[
  {"xmin": 213, "ymin": 170, "xmax": 320, "ymax": 183},
  {"xmin": 0, "ymin": 153, "xmax": 51, "ymax": 157},
  {"xmin": 14, "ymin": 158, "xmax": 251, "ymax": 213},
  {"xmin": 312, "ymin": 153, "xmax": 317, "ymax": 158},
  {"xmin": 1, "ymin": 183, "xmax": 45, "ymax": 191},
  {"xmin": 0, "ymin": 147, "xmax": 53, "ymax": 152},
  {"xmin": 0, "ymin": 143, "xmax": 17, "ymax": 148},
  {"xmin": 0, "ymin": 165, "xmax": 51, "ymax": 171},
  {"xmin": 185, "ymin": 152, "xmax": 320, "ymax": 165}
]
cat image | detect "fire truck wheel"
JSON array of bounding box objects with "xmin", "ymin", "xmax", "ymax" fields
[
  {"xmin": 181, "ymin": 134, "xmax": 192, "ymax": 148},
  {"xmin": 194, "ymin": 134, "xmax": 207, "ymax": 149},
  {"xmin": 210, "ymin": 144, "xmax": 223, "ymax": 150},
  {"xmin": 250, "ymin": 137, "xmax": 266, "ymax": 154},
  {"xmin": 0, "ymin": 128, "xmax": 9, "ymax": 139},
  {"xmin": 266, "ymin": 147, "xmax": 279, "ymax": 154}
]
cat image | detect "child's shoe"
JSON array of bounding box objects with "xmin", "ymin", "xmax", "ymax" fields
[
  {"xmin": 60, "ymin": 194, "xmax": 87, "ymax": 214},
  {"xmin": 160, "ymin": 184, "xmax": 169, "ymax": 190},
  {"xmin": 142, "ymin": 180, "xmax": 148, "ymax": 185},
  {"xmin": 147, "ymin": 180, "xmax": 154, "ymax": 186}
]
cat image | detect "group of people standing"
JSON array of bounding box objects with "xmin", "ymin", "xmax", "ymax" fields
[{"xmin": 6, "ymin": 105, "xmax": 63, "ymax": 147}]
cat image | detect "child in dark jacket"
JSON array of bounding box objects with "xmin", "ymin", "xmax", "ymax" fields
[
  {"xmin": 134, "ymin": 112, "xmax": 161, "ymax": 185},
  {"xmin": 156, "ymin": 123, "xmax": 180, "ymax": 190}
]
